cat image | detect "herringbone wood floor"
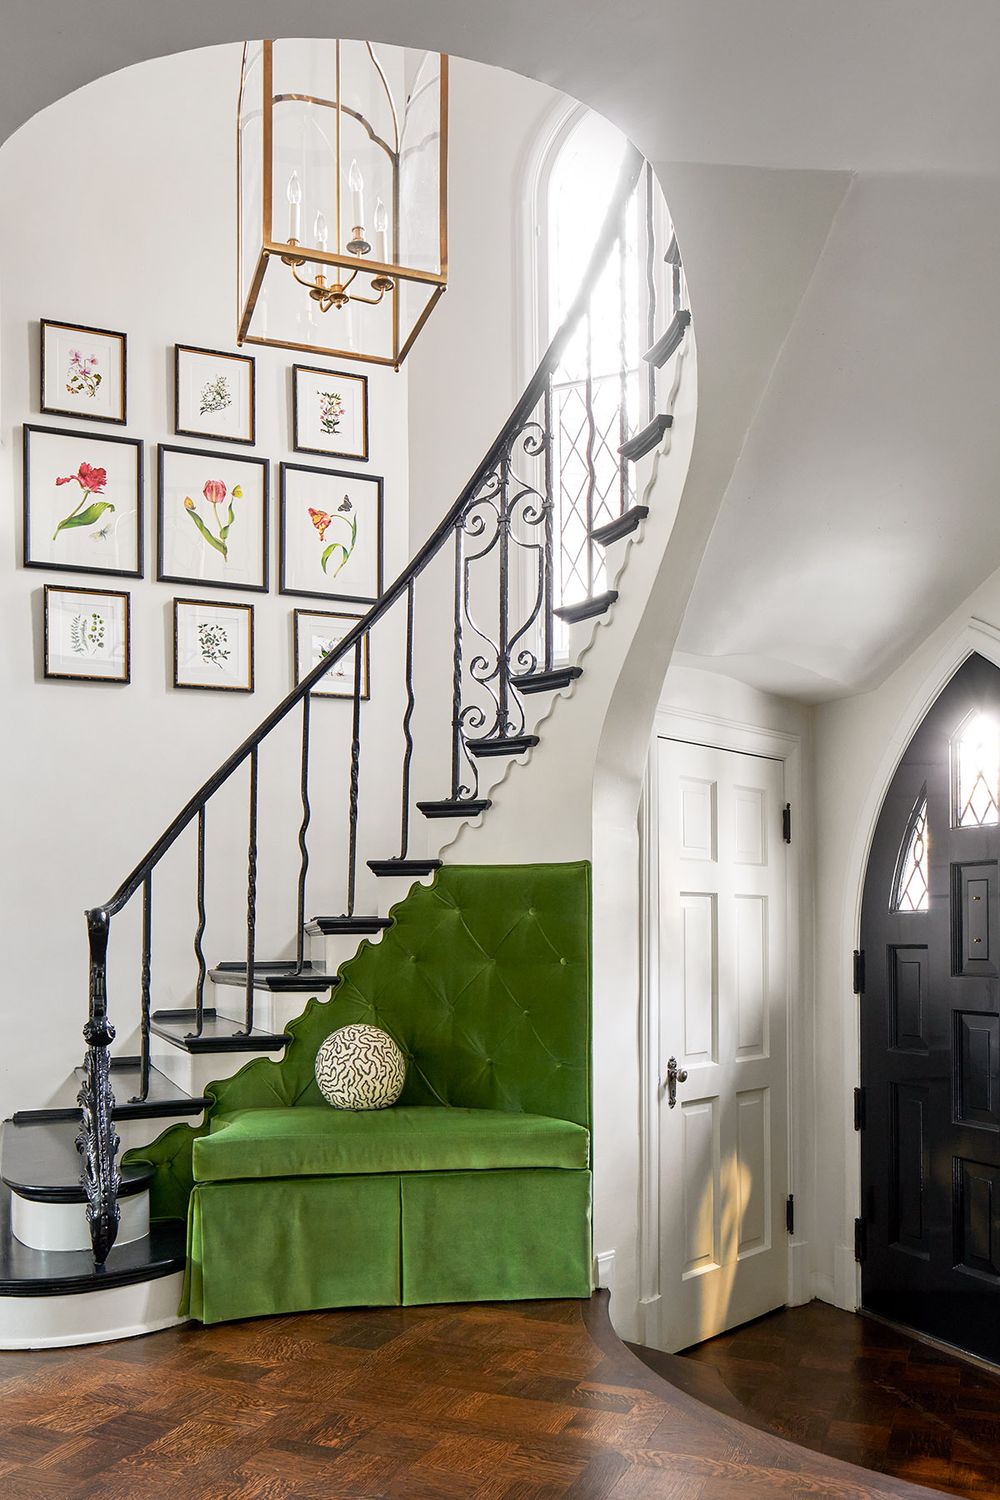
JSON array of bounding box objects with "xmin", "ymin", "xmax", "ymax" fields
[
  {"xmin": 0, "ymin": 1297, "xmax": 946, "ymax": 1499},
  {"xmin": 668, "ymin": 1301, "xmax": 1000, "ymax": 1500}
]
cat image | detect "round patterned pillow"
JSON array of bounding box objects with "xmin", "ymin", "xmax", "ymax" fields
[{"xmin": 314, "ymin": 1023, "xmax": 406, "ymax": 1110}]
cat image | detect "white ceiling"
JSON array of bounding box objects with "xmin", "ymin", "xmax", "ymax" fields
[{"xmin": 7, "ymin": 1, "xmax": 1000, "ymax": 702}]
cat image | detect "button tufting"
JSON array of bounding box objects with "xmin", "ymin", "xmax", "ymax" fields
[{"xmin": 559, "ymin": 957, "xmax": 568, "ymax": 966}]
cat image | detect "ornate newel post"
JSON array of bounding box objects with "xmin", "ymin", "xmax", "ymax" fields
[{"xmin": 76, "ymin": 906, "xmax": 121, "ymax": 1267}]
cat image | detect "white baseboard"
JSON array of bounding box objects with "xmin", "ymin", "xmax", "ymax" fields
[{"xmin": 786, "ymin": 1238, "xmax": 811, "ymax": 1305}]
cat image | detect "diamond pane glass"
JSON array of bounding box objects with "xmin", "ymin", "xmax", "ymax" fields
[
  {"xmin": 955, "ymin": 711, "xmax": 1000, "ymax": 828},
  {"xmin": 892, "ymin": 788, "xmax": 929, "ymax": 913}
]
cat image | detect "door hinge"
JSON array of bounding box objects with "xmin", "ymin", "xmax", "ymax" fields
[
  {"xmin": 853, "ymin": 1087, "xmax": 866, "ymax": 1131},
  {"xmin": 782, "ymin": 803, "xmax": 792, "ymax": 844},
  {"xmin": 854, "ymin": 1216, "xmax": 868, "ymax": 1262},
  {"xmin": 785, "ymin": 1193, "xmax": 795, "ymax": 1235},
  {"xmin": 853, "ymin": 949, "xmax": 866, "ymax": 995}
]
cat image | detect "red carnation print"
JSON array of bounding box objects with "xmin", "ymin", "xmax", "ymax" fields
[
  {"xmin": 55, "ymin": 462, "xmax": 107, "ymax": 494},
  {"xmin": 51, "ymin": 461, "xmax": 114, "ymax": 542}
]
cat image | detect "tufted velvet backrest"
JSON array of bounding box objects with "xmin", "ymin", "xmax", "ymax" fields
[
  {"xmin": 214, "ymin": 861, "xmax": 592, "ymax": 1127},
  {"xmin": 128, "ymin": 862, "xmax": 592, "ymax": 1218}
]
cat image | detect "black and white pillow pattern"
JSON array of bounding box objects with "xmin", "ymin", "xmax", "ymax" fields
[{"xmin": 314, "ymin": 1023, "xmax": 406, "ymax": 1110}]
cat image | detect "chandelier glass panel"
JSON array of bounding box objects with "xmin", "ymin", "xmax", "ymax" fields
[{"xmin": 237, "ymin": 41, "xmax": 448, "ymax": 368}]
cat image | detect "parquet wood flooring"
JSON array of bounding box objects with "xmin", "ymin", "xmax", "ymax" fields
[
  {"xmin": 652, "ymin": 1300, "xmax": 1000, "ymax": 1500},
  {"xmin": 0, "ymin": 1296, "xmax": 945, "ymax": 1499}
]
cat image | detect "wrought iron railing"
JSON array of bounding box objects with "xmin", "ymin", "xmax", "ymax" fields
[{"xmin": 77, "ymin": 144, "xmax": 688, "ymax": 1265}]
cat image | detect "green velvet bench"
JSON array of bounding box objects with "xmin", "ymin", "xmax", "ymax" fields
[{"xmin": 127, "ymin": 862, "xmax": 594, "ymax": 1325}]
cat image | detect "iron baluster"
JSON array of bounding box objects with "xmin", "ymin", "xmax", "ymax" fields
[
  {"xmin": 584, "ymin": 308, "xmax": 597, "ymax": 597},
  {"xmin": 498, "ymin": 446, "xmax": 512, "ymax": 735},
  {"xmin": 133, "ymin": 875, "xmax": 152, "ymax": 1103},
  {"xmin": 645, "ymin": 161, "xmax": 656, "ymax": 422},
  {"xmin": 398, "ymin": 580, "xmax": 416, "ymax": 857},
  {"xmin": 294, "ymin": 692, "xmax": 312, "ymax": 973},
  {"xmin": 345, "ymin": 645, "xmax": 362, "ymax": 917},
  {"xmin": 542, "ymin": 378, "xmax": 555, "ymax": 671},
  {"xmin": 450, "ymin": 523, "xmax": 465, "ymax": 799},
  {"xmin": 243, "ymin": 747, "xmax": 258, "ymax": 1035},
  {"xmin": 193, "ymin": 805, "xmax": 207, "ymax": 1035},
  {"xmin": 77, "ymin": 907, "xmax": 120, "ymax": 1267}
]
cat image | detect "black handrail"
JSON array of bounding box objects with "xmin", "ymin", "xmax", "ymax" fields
[{"xmin": 78, "ymin": 143, "xmax": 658, "ymax": 1267}]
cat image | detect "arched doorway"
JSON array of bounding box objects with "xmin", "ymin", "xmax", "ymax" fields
[{"xmin": 860, "ymin": 651, "xmax": 1000, "ymax": 1361}]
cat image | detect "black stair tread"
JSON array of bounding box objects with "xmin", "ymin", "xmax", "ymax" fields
[
  {"xmin": 619, "ymin": 413, "xmax": 673, "ymax": 462},
  {"xmin": 554, "ymin": 591, "xmax": 619, "ymax": 625},
  {"xmin": 305, "ymin": 915, "xmax": 393, "ymax": 936},
  {"xmin": 150, "ymin": 1010, "xmax": 289, "ymax": 1055},
  {"xmin": 210, "ymin": 961, "xmax": 341, "ymax": 993},
  {"xmin": 367, "ymin": 858, "xmax": 443, "ymax": 877},
  {"xmin": 416, "ymin": 798, "xmax": 492, "ymax": 819},
  {"xmin": 591, "ymin": 506, "xmax": 649, "ymax": 548},
  {"xmin": 465, "ymin": 735, "xmax": 540, "ymax": 757},
  {"xmin": 512, "ymin": 667, "xmax": 583, "ymax": 694},
  {"xmin": 0, "ymin": 1120, "xmax": 153, "ymax": 1204},
  {"xmin": 642, "ymin": 308, "xmax": 691, "ymax": 368},
  {"xmin": 0, "ymin": 1185, "xmax": 185, "ymax": 1298},
  {"xmin": 13, "ymin": 1061, "xmax": 208, "ymax": 1127}
]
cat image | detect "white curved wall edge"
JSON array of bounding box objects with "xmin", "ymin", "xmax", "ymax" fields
[
  {"xmin": 0, "ymin": 1271, "xmax": 186, "ymax": 1350},
  {"xmin": 830, "ymin": 615, "xmax": 1000, "ymax": 1312},
  {"xmin": 11, "ymin": 1190, "xmax": 149, "ymax": 1253}
]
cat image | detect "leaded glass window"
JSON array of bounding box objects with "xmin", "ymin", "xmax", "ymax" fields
[
  {"xmin": 953, "ymin": 710, "xmax": 1000, "ymax": 828},
  {"xmin": 891, "ymin": 787, "xmax": 930, "ymax": 913}
]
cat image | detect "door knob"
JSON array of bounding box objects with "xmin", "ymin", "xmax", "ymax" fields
[{"xmin": 665, "ymin": 1056, "xmax": 688, "ymax": 1109}]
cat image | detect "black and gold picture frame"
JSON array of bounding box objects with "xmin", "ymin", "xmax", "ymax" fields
[
  {"xmin": 279, "ymin": 462, "xmax": 382, "ymax": 604},
  {"xmin": 175, "ymin": 344, "xmax": 256, "ymax": 446},
  {"xmin": 292, "ymin": 364, "xmax": 369, "ymax": 462},
  {"xmin": 40, "ymin": 319, "xmax": 127, "ymax": 425},
  {"xmin": 157, "ymin": 444, "xmax": 269, "ymax": 593},
  {"xmin": 293, "ymin": 608, "xmax": 370, "ymax": 699},
  {"xmin": 23, "ymin": 424, "xmax": 143, "ymax": 579},
  {"xmin": 43, "ymin": 583, "xmax": 131, "ymax": 683},
  {"xmin": 173, "ymin": 597, "xmax": 254, "ymax": 692}
]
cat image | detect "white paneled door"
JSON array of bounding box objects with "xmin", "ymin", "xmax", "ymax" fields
[{"xmin": 656, "ymin": 737, "xmax": 789, "ymax": 1351}]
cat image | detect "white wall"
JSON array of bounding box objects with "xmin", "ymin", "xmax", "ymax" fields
[
  {"xmin": 0, "ymin": 45, "xmax": 415, "ymax": 1117},
  {"xmin": 811, "ymin": 571, "xmax": 1000, "ymax": 1310}
]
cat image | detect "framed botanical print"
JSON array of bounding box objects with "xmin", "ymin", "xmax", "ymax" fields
[
  {"xmin": 279, "ymin": 463, "xmax": 382, "ymax": 604},
  {"xmin": 293, "ymin": 608, "xmax": 370, "ymax": 699},
  {"xmin": 157, "ymin": 444, "xmax": 269, "ymax": 593},
  {"xmin": 292, "ymin": 365, "xmax": 368, "ymax": 461},
  {"xmin": 40, "ymin": 319, "xmax": 127, "ymax": 425},
  {"xmin": 173, "ymin": 597, "xmax": 254, "ymax": 692},
  {"xmin": 43, "ymin": 584, "xmax": 130, "ymax": 683},
  {"xmin": 175, "ymin": 344, "xmax": 256, "ymax": 446},
  {"xmin": 23, "ymin": 425, "xmax": 143, "ymax": 579}
]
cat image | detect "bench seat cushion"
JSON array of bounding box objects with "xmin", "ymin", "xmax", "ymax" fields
[{"xmin": 192, "ymin": 1105, "xmax": 590, "ymax": 1183}]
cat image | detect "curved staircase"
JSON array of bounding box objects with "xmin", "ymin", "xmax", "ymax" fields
[{"xmin": 0, "ymin": 148, "xmax": 693, "ymax": 1348}]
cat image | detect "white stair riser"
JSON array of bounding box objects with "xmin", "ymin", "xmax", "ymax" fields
[
  {"xmin": 316, "ymin": 930, "xmax": 382, "ymax": 973},
  {"xmin": 375, "ymin": 874, "xmax": 436, "ymax": 918},
  {"xmin": 11, "ymin": 1189, "xmax": 149, "ymax": 1253},
  {"xmin": 212, "ymin": 982, "xmax": 334, "ymax": 1034},
  {"xmin": 150, "ymin": 1036, "xmax": 285, "ymax": 1096},
  {"xmin": 115, "ymin": 1113, "xmax": 204, "ymax": 1153},
  {"xmin": 0, "ymin": 1271, "xmax": 186, "ymax": 1350}
]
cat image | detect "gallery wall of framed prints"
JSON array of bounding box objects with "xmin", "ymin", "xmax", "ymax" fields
[{"xmin": 25, "ymin": 315, "xmax": 392, "ymax": 702}]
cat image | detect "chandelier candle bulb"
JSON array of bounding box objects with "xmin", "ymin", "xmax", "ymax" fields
[
  {"xmin": 314, "ymin": 211, "xmax": 328, "ymax": 257},
  {"xmin": 349, "ymin": 157, "xmax": 365, "ymax": 229},
  {"xmin": 374, "ymin": 197, "xmax": 388, "ymax": 262},
  {"xmin": 287, "ymin": 171, "xmax": 302, "ymax": 242}
]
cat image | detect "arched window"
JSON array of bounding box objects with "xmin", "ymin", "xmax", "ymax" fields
[
  {"xmin": 952, "ymin": 709, "xmax": 1000, "ymax": 827},
  {"xmin": 533, "ymin": 107, "xmax": 645, "ymax": 611},
  {"xmin": 891, "ymin": 786, "xmax": 930, "ymax": 913}
]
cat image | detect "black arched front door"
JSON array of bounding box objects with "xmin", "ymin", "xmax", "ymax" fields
[{"xmin": 861, "ymin": 652, "xmax": 1000, "ymax": 1360}]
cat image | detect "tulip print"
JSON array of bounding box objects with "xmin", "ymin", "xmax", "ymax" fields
[
  {"xmin": 308, "ymin": 495, "xmax": 357, "ymax": 576},
  {"xmin": 52, "ymin": 462, "xmax": 114, "ymax": 541},
  {"xmin": 184, "ymin": 479, "xmax": 243, "ymax": 561}
]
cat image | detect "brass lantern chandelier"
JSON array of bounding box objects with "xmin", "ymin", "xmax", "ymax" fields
[{"xmin": 237, "ymin": 41, "xmax": 448, "ymax": 369}]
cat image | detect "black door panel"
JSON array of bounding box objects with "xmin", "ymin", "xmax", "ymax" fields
[{"xmin": 861, "ymin": 653, "xmax": 1000, "ymax": 1361}]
